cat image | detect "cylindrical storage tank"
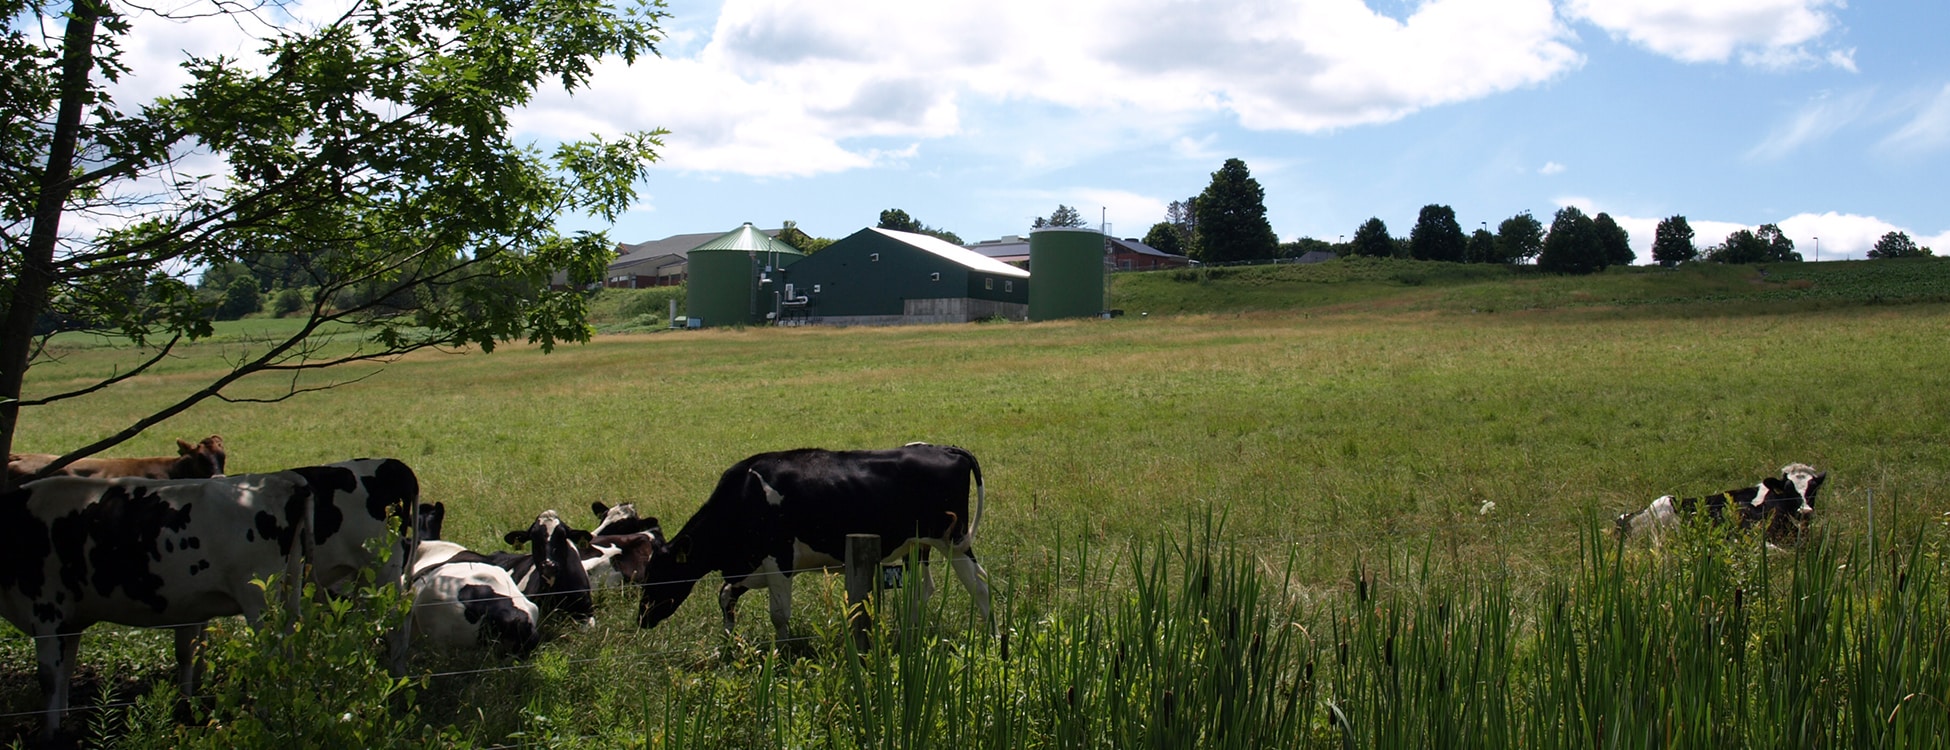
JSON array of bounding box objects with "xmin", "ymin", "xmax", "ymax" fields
[
  {"xmin": 686, "ymin": 224, "xmax": 805, "ymax": 328},
  {"xmin": 1028, "ymin": 227, "xmax": 1105, "ymax": 321}
]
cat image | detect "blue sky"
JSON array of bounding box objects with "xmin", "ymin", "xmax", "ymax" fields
[
  {"xmin": 514, "ymin": 0, "xmax": 1946, "ymax": 261},
  {"xmin": 111, "ymin": 1, "xmax": 1946, "ymax": 261}
]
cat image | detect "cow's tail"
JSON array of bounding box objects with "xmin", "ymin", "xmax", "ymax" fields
[{"xmin": 951, "ymin": 446, "xmax": 983, "ymax": 548}]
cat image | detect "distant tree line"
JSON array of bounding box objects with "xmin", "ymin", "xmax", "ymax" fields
[{"xmin": 828, "ymin": 162, "xmax": 1933, "ymax": 285}]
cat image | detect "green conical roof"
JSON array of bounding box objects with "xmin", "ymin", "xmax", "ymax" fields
[{"xmin": 689, "ymin": 223, "xmax": 804, "ymax": 255}]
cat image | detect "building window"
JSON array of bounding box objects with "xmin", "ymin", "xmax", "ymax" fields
[
  {"xmin": 984, "ymin": 278, "xmax": 993, "ymax": 290},
  {"xmin": 1005, "ymin": 280, "xmax": 1013, "ymax": 293},
  {"xmin": 930, "ymin": 272, "xmax": 941, "ymax": 281},
  {"xmin": 870, "ymin": 253, "xmax": 879, "ymax": 262}
]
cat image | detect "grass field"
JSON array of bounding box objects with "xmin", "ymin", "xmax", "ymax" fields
[{"xmin": 5, "ymin": 258, "xmax": 1949, "ymax": 746}]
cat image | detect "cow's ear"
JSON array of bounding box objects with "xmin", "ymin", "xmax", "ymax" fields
[
  {"xmin": 592, "ymin": 501, "xmax": 609, "ymax": 517},
  {"xmin": 504, "ymin": 529, "xmax": 528, "ymax": 547},
  {"xmin": 1763, "ymin": 477, "xmax": 1792, "ymax": 493},
  {"xmin": 667, "ymin": 535, "xmax": 690, "ymax": 563},
  {"xmin": 569, "ymin": 529, "xmax": 592, "ymax": 546},
  {"xmin": 177, "ymin": 439, "xmax": 194, "ymax": 455}
]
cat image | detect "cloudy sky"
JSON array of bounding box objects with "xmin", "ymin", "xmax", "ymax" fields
[
  {"xmin": 114, "ymin": 0, "xmax": 1947, "ymax": 261},
  {"xmin": 512, "ymin": 0, "xmax": 1943, "ymax": 261}
]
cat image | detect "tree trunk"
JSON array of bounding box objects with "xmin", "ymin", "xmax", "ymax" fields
[{"xmin": 0, "ymin": 0, "xmax": 103, "ymax": 492}]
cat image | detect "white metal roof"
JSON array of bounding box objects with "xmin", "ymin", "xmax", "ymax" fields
[{"xmin": 871, "ymin": 228, "xmax": 1031, "ymax": 278}]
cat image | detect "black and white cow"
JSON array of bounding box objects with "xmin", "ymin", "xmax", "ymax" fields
[
  {"xmin": 583, "ymin": 502, "xmax": 664, "ymax": 589},
  {"xmin": 1615, "ymin": 463, "xmax": 1828, "ymax": 546},
  {"xmin": 496, "ymin": 510, "xmax": 598, "ymax": 626},
  {"xmin": 289, "ymin": 458, "xmax": 424, "ymax": 591},
  {"xmin": 410, "ymin": 505, "xmax": 598, "ymax": 626},
  {"xmin": 405, "ymin": 540, "xmax": 540, "ymax": 659},
  {"xmin": 0, "ymin": 458, "xmax": 422, "ymax": 738},
  {"xmin": 635, "ymin": 444, "xmax": 992, "ymax": 641}
]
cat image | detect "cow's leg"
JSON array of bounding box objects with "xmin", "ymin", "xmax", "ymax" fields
[
  {"xmin": 718, "ymin": 582, "xmax": 747, "ymax": 635},
  {"xmin": 172, "ymin": 622, "xmax": 209, "ymax": 698},
  {"xmin": 767, "ymin": 574, "xmax": 793, "ymax": 643},
  {"xmin": 947, "ymin": 547, "xmax": 994, "ymax": 630},
  {"xmin": 37, "ymin": 629, "xmax": 82, "ymax": 738}
]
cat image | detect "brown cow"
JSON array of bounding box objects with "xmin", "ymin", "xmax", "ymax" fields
[{"xmin": 7, "ymin": 435, "xmax": 227, "ymax": 485}]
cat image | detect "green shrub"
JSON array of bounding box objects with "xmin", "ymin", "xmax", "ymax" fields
[{"xmin": 110, "ymin": 562, "xmax": 457, "ymax": 749}]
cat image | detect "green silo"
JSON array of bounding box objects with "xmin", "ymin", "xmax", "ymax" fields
[
  {"xmin": 1028, "ymin": 228, "xmax": 1106, "ymax": 321},
  {"xmin": 685, "ymin": 224, "xmax": 805, "ymax": 327}
]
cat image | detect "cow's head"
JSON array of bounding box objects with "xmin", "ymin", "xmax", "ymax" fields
[
  {"xmin": 1779, "ymin": 463, "xmax": 1826, "ymax": 516},
  {"xmin": 505, "ymin": 510, "xmax": 596, "ymax": 623},
  {"xmin": 173, "ymin": 435, "xmax": 227, "ymax": 478},
  {"xmin": 591, "ymin": 501, "xmax": 660, "ymax": 537},
  {"xmin": 635, "ymin": 534, "xmax": 693, "ymax": 629},
  {"xmin": 416, "ymin": 502, "xmax": 446, "ymax": 541},
  {"xmin": 506, "ymin": 511, "xmax": 590, "ymax": 588}
]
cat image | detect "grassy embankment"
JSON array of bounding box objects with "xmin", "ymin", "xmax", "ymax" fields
[{"xmin": 4, "ymin": 257, "xmax": 1948, "ymax": 746}]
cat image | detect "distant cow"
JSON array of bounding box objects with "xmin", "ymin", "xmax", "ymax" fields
[
  {"xmin": 0, "ymin": 458, "xmax": 421, "ymax": 738},
  {"xmin": 7, "ymin": 434, "xmax": 228, "ymax": 485},
  {"xmin": 1615, "ymin": 463, "xmax": 1827, "ymax": 546},
  {"xmin": 635, "ymin": 444, "xmax": 992, "ymax": 641},
  {"xmin": 405, "ymin": 541, "xmax": 540, "ymax": 658}
]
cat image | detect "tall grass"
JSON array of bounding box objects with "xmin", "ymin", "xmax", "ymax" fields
[{"xmin": 636, "ymin": 517, "xmax": 1946, "ymax": 749}]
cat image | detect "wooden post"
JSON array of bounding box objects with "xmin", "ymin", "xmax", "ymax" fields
[{"xmin": 845, "ymin": 533, "xmax": 881, "ymax": 651}]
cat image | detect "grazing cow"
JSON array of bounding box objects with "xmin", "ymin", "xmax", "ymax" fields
[
  {"xmin": 1615, "ymin": 463, "xmax": 1828, "ymax": 546},
  {"xmin": 405, "ymin": 541, "xmax": 540, "ymax": 658},
  {"xmin": 0, "ymin": 473, "xmax": 310, "ymax": 738},
  {"xmin": 7, "ymin": 434, "xmax": 228, "ymax": 485},
  {"xmin": 635, "ymin": 444, "xmax": 992, "ymax": 642}
]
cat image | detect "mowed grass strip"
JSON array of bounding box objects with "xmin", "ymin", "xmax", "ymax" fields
[{"xmin": 7, "ymin": 299, "xmax": 1950, "ymax": 744}]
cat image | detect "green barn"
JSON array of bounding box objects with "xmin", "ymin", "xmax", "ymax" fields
[{"xmin": 779, "ymin": 228, "xmax": 1030, "ymax": 326}]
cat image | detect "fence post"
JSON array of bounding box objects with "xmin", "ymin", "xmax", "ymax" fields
[{"xmin": 846, "ymin": 534, "xmax": 881, "ymax": 651}]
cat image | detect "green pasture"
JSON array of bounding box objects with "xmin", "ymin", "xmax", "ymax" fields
[{"xmin": 5, "ymin": 260, "xmax": 1950, "ymax": 746}]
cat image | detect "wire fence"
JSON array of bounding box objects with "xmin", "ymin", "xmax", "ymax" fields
[{"xmin": 0, "ymin": 483, "xmax": 1938, "ymax": 734}]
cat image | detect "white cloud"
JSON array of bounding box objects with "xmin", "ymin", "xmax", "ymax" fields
[
  {"xmin": 1538, "ymin": 161, "xmax": 1567, "ymax": 175},
  {"xmin": 1880, "ymin": 84, "xmax": 1950, "ymax": 156},
  {"xmin": 515, "ymin": 0, "xmax": 1583, "ymax": 177},
  {"xmin": 1562, "ymin": 206, "xmax": 1946, "ymax": 263},
  {"xmin": 1563, "ymin": 0, "xmax": 1847, "ymax": 69},
  {"xmin": 1747, "ymin": 90, "xmax": 1874, "ymax": 161}
]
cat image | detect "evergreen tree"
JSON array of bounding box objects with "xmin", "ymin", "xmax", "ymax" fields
[
  {"xmin": 1351, "ymin": 217, "xmax": 1396, "ymax": 258},
  {"xmin": 1191, "ymin": 158, "xmax": 1279, "ymax": 263},
  {"xmin": 1408, "ymin": 204, "xmax": 1467, "ymax": 262}
]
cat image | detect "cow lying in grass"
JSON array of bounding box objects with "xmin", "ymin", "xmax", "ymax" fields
[
  {"xmin": 405, "ymin": 540, "xmax": 540, "ymax": 660},
  {"xmin": 1614, "ymin": 463, "xmax": 1827, "ymax": 547},
  {"xmin": 634, "ymin": 444, "xmax": 992, "ymax": 642},
  {"xmin": 584, "ymin": 502, "xmax": 664, "ymax": 590},
  {"xmin": 7, "ymin": 434, "xmax": 228, "ymax": 485}
]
